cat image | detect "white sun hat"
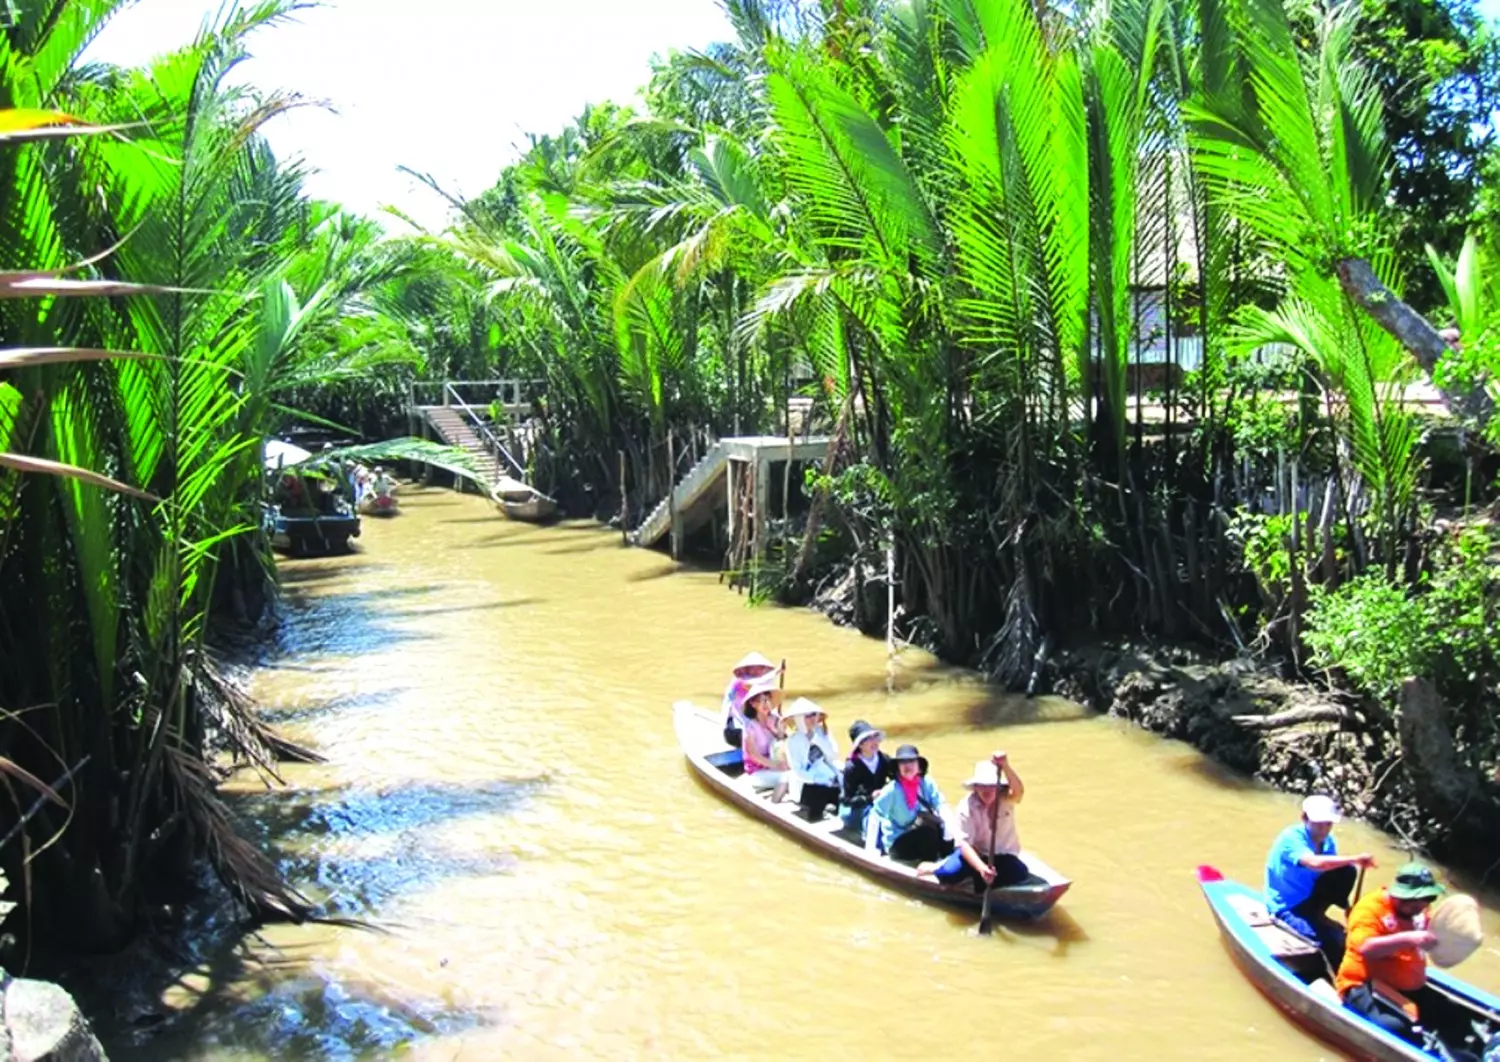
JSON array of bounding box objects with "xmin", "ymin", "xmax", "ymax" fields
[
  {"xmin": 962, "ymin": 761, "xmax": 1009, "ymax": 788},
  {"xmin": 1301, "ymin": 794, "xmax": 1342, "ymax": 824}
]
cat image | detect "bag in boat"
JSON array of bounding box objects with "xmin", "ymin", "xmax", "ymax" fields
[{"xmin": 1427, "ymin": 893, "xmax": 1483, "ymax": 969}]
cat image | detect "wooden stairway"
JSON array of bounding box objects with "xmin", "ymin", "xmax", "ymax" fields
[
  {"xmin": 422, "ymin": 406, "xmax": 510, "ymax": 496},
  {"xmin": 631, "ymin": 444, "xmax": 729, "ymax": 548}
]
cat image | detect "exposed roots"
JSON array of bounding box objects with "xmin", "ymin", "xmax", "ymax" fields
[{"xmin": 164, "ymin": 747, "xmax": 314, "ymax": 924}]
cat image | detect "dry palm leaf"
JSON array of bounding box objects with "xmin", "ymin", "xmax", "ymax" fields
[{"xmin": 1429, "ymin": 894, "xmax": 1484, "ymax": 968}]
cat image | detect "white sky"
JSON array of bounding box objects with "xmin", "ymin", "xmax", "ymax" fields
[{"xmin": 86, "ymin": 0, "xmax": 735, "ymax": 231}]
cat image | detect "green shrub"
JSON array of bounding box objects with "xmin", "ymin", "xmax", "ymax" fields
[{"xmin": 1303, "ymin": 526, "xmax": 1498, "ymax": 702}]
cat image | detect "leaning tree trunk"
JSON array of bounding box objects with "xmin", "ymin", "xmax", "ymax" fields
[{"xmin": 1334, "ymin": 257, "xmax": 1496, "ymax": 432}]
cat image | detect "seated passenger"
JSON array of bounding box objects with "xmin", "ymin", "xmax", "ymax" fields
[
  {"xmin": 840, "ymin": 720, "xmax": 892, "ymax": 836},
  {"xmin": 783, "ymin": 698, "xmax": 841, "ymax": 821},
  {"xmin": 1336, "ymin": 863, "xmax": 1482, "ymax": 1062},
  {"xmin": 867, "ymin": 744, "xmax": 951, "ymax": 862},
  {"xmin": 1265, "ymin": 794, "xmax": 1375, "ymax": 969},
  {"xmin": 917, "ymin": 752, "xmax": 1028, "ymax": 892},
  {"xmin": 740, "ymin": 679, "xmax": 788, "ymax": 802},
  {"xmin": 721, "ymin": 652, "xmax": 779, "ymax": 748}
]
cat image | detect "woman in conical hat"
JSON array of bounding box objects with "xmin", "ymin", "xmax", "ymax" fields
[
  {"xmin": 720, "ymin": 652, "xmax": 781, "ymax": 748},
  {"xmin": 784, "ymin": 698, "xmax": 841, "ymax": 821},
  {"xmin": 739, "ymin": 673, "xmax": 789, "ymax": 802}
]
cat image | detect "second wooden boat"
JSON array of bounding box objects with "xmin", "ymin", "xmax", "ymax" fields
[
  {"xmin": 502, "ymin": 495, "xmax": 558, "ymax": 522},
  {"xmin": 1196, "ymin": 865, "xmax": 1500, "ymax": 1060},
  {"xmin": 674, "ymin": 701, "xmax": 1070, "ymax": 920}
]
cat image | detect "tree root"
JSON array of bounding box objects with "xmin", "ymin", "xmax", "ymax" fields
[{"xmin": 1231, "ymin": 704, "xmax": 1349, "ymax": 731}]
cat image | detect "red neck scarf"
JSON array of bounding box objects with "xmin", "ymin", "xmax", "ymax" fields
[{"xmin": 897, "ymin": 773, "xmax": 922, "ymax": 810}]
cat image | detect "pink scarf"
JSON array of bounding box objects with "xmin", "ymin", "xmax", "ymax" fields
[{"xmin": 897, "ymin": 774, "xmax": 922, "ymax": 811}]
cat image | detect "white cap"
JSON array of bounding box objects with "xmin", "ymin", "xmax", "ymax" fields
[{"xmin": 1302, "ymin": 795, "xmax": 1341, "ymax": 824}]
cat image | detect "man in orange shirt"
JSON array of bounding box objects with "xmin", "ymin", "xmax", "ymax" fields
[{"xmin": 1337, "ymin": 862, "xmax": 1482, "ymax": 1061}]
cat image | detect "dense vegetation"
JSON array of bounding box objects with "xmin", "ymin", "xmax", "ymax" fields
[
  {"xmin": 399, "ymin": 0, "xmax": 1500, "ymax": 852},
  {"xmin": 0, "ymin": 2, "xmax": 435, "ymax": 954},
  {"xmin": 0, "ymin": 0, "xmax": 1496, "ymax": 961}
]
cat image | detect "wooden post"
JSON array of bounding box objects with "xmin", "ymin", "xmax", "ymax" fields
[
  {"xmin": 753, "ymin": 453, "xmax": 769, "ymax": 562},
  {"xmin": 619, "ymin": 449, "xmax": 629, "ymax": 544},
  {"xmin": 667, "ymin": 429, "xmax": 682, "ymax": 561},
  {"xmin": 886, "ymin": 532, "xmax": 896, "ymax": 659}
]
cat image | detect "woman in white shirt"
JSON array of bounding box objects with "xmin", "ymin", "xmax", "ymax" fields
[
  {"xmin": 783, "ymin": 698, "xmax": 842, "ymax": 821},
  {"xmin": 916, "ymin": 752, "xmax": 1029, "ymax": 891}
]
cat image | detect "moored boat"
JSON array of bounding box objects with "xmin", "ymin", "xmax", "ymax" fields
[
  {"xmin": 265, "ymin": 506, "xmax": 361, "ymax": 556},
  {"xmin": 501, "ymin": 495, "xmax": 558, "ymax": 522},
  {"xmin": 674, "ymin": 701, "xmax": 1070, "ymax": 920},
  {"xmin": 1196, "ymin": 865, "xmax": 1500, "ymax": 1060}
]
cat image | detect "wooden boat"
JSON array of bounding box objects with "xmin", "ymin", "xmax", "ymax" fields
[
  {"xmin": 501, "ymin": 495, "xmax": 558, "ymax": 522},
  {"xmin": 491, "ymin": 474, "xmax": 558, "ymax": 523},
  {"xmin": 674, "ymin": 701, "xmax": 1070, "ymax": 920},
  {"xmin": 358, "ymin": 491, "xmax": 399, "ymax": 517},
  {"xmin": 1196, "ymin": 865, "xmax": 1500, "ymax": 1060},
  {"xmin": 265, "ymin": 506, "xmax": 361, "ymax": 555}
]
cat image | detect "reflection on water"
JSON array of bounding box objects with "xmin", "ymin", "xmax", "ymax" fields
[{"xmin": 109, "ymin": 487, "xmax": 1500, "ymax": 1061}]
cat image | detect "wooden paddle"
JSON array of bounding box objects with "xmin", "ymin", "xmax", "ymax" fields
[{"xmin": 978, "ymin": 768, "xmax": 1004, "ymax": 935}]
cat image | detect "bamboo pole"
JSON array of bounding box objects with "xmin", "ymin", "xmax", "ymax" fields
[
  {"xmin": 668, "ymin": 429, "xmax": 681, "ymax": 561},
  {"xmin": 618, "ymin": 449, "xmax": 628, "ymax": 544}
]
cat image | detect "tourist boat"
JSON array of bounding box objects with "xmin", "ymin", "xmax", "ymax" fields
[
  {"xmin": 1196, "ymin": 865, "xmax": 1500, "ymax": 1060},
  {"xmin": 265, "ymin": 507, "xmax": 361, "ymax": 556},
  {"xmin": 358, "ymin": 490, "xmax": 399, "ymax": 517},
  {"xmin": 674, "ymin": 701, "xmax": 1071, "ymax": 920}
]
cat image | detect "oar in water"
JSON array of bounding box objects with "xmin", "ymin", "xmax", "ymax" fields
[{"xmin": 978, "ymin": 770, "xmax": 1004, "ymax": 935}]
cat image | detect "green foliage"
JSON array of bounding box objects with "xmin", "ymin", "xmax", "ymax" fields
[{"xmin": 1303, "ymin": 526, "xmax": 1499, "ymax": 700}]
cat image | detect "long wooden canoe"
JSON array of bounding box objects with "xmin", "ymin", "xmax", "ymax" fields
[
  {"xmin": 1196, "ymin": 865, "xmax": 1500, "ymax": 1060},
  {"xmin": 674, "ymin": 701, "xmax": 1070, "ymax": 920}
]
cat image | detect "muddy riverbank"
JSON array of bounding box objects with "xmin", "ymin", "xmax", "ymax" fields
[{"xmin": 804, "ymin": 553, "xmax": 1500, "ymax": 883}]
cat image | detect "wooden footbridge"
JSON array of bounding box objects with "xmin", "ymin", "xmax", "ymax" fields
[{"xmin": 409, "ymin": 379, "xmax": 831, "ymax": 553}]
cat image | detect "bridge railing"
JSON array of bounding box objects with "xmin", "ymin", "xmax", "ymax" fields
[{"xmin": 409, "ymin": 378, "xmax": 544, "ymax": 411}]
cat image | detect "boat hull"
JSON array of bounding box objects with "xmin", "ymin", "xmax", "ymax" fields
[
  {"xmin": 1197, "ymin": 866, "xmax": 1500, "ymax": 1061},
  {"xmin": 675, "ymin": 701, "xmax": 1070, "ymax": 920},
  {"xmin": 502, "ymin": 497, "xmax": 557, "ymax": 523},
  {"xmin": 268, "ymin": 510, "xmax": 361, "ymax": 556},
  {"xmin": 358, "ymin": 493, "xmax": 399, "ymax": 517}
]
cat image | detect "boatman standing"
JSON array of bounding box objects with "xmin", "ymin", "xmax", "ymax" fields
[{"xmin": 1264, "ymin": 794, "xmax": 1376, "ymax": 969}]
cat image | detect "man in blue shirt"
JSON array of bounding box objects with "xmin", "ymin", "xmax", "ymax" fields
[{"xmin": 1264, "ymin": 794, "xmax": 1376, "ymax": 969}]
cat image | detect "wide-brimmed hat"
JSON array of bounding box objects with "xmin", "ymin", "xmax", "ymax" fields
[
  {"xmin": 1389, "ymin": 862, "xmax": 1445, "ymax": 902},
  {"xmin": 737, "ymin": 672, "xmax": 782, "ymax": 712},
  {"xmin": 891, "ymin": 744, "xmax": 929, "ymax": 775},
  {"xmin": 733, "ymin": 651, "xmax": 780, "ymax": 676},
  {"xmin": 1301, "ymin": 795, "xmax": 1341, "ymax": 824},
  {"xmin": 782, "ymin": 697, "xmax": 826, "ymax": 720},
  {"xmin": 962, "ymin": 761, "xmax": 1009, "ymax": 789},
  {"xmin": 848, "ymin": 719, "xmax": 884, "ymax": 746}
]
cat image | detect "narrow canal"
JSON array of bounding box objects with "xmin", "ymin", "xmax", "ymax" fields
[{"xmin": 115, "ymin": 487, "xmax": 1500, "ymax": 1060}]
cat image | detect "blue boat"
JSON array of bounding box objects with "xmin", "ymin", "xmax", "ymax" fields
[{"xmin": 1196, "ymin": 865, "xmax": 1500, "ymax": 1060}]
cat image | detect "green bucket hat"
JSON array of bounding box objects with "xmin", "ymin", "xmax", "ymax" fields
[{"xmin": 1389, "ymin": 862, "xmax": 1445, "ymax": 902}]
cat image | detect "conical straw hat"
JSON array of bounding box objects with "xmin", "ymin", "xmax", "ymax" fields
[{"xmin": 1427, "ymin": 894, "xmax": 1483, "ymax": 968}]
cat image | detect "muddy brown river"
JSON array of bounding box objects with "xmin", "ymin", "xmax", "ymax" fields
[{"xmin": 113, "ymin": 486, "xmax": 1500, "ymax": 1060}]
